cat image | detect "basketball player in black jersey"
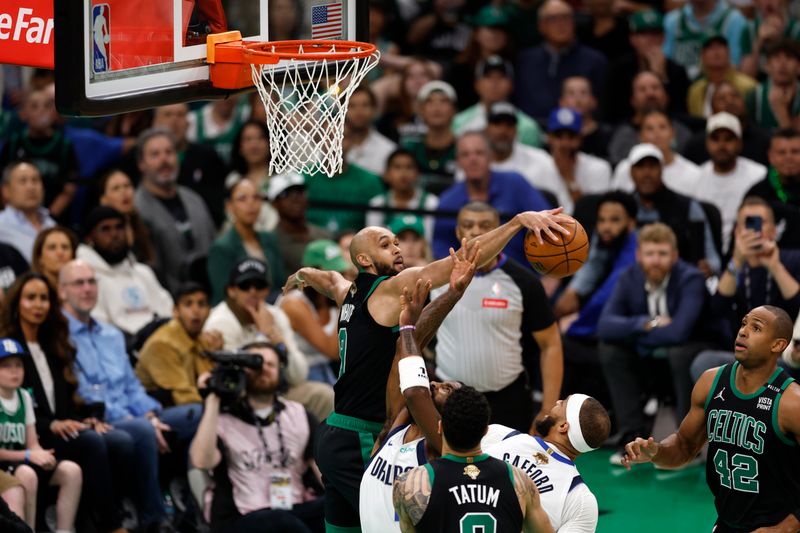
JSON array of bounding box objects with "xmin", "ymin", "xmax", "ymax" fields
[
  {"xmin": 623, "ymin": 305, "xmax": 800, "ymax": 532},
  {"xmin": 283, "ymin": 208, "xmax": 570, "ymax": 531},
  {"xmin": 393, "ymin": 386, "xmax": 554, "ymax": 533}
]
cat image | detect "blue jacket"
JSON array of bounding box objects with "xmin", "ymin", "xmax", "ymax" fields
[
  {"xmin": 596, "ymin": 259, "xmax": 707, "ymax": 350},
  {"xmin": 514, "ymin": 44, "xmax": 608, "ymax": 123},
  {"xmin": 432, "ymin": 170, "xmax": 551, "ymax": 266},
  {"xmin": 64, "ymin": 125, "xmax": 124, "ymax": 179},
  {"xmin": 66, "ymin": 312, "xmax": 161, "ymax": 423},
  {"xmin": 567, "ymin": 232, "xmax": 638, "ymax": 338}
]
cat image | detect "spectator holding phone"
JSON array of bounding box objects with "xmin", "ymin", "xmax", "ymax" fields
[
  {"xmin": 718, "ymin": 197, "xmax": 800, "ymax": 315},
  {"xmin": 691, "ymin": 197, "xmax": 800, "ymax": 378}
]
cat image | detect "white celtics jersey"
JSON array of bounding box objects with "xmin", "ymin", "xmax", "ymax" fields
[
  {"xmin": 484, "ymin": 426, "xmax": 598, "ymax": 532},
  {"xmin": 359, "ymin": 424, "xmax": 428, "ymax": 533}
]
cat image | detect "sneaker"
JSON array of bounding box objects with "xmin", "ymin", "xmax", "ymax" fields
[
  {"xmin": 169, "ymin": 477, "xmax": 188, "ymax": 513},
  {"xmin": 608, "ymin": 449, "xmax": 626, "ymax": 466},
  {"xmin": 121, "ymin": 498, "xmax": 138, "ymax": 531},
  {"xmin": 45, "ymin": 504, "xmax": 56, "ymax": 532},
  {"xmin": 609, "ymin": 431, "xmax": 644, "ymax": 466},
  {"xmin": 643, "ymin": 396, "xmax": 659, "ymax": 417}
]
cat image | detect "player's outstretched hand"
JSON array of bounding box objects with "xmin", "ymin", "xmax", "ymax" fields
[
  {"xmin": 621, "ymin": 437, "xmax": 660, "ymax": 470},
  {"xmin": 517, "ymin": 208, "xmax": 572, "ymax": 244},
  {"xmin": 282, "ymin": 271, "xmax": 306, "ymax": 295},
  {"xmin": 399, "ymin": 279, "xmax": 432, "ymax": 327},
  {"xmin": 449, "ymin": 240, "xmax": 478, "ymax": 294}
]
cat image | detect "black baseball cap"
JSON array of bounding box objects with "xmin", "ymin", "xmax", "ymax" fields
[
  {"xmin": 487, "ymin": 102, "xmax": 518, "ymax": 124},
  {"xmin": 475, "ymin": 55, "xmax": 513, "ymax": 79},
  {"xmin": 229, "ymin": 258, "xmax": 271, "ymax": 288},
  {"xmin": 702, "ymin": 34, "xmax": 728, "ymax": 49},
  {"xmin": 84, "ymin": 206, "xmax": 124, "ymax": 235}
]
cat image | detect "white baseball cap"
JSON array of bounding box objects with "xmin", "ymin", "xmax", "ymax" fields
[
  {"xmin": 417, "ymin": 81, "xmax": 457, "ymax": 104},
  {"xmin": 267, "ymin": 171, "xmax": 306, "ymax": 201},
  {"xmin": 706, "ymin": 111, "xmax": 742, "ymax": 138},
  {"xmin": 628, "ymin": 143, "xmax": 664, "ymax": 166}
]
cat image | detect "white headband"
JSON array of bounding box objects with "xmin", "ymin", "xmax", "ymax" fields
[{"xmin": 566, "ymin": 394, "xmax": 596, "ymax": 454}]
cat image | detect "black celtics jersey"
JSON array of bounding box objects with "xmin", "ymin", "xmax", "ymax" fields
[
  {"xmin": 416, "ymin": 454, "xmax": 523, "ymax": 533},
  {"xmin": 334, "ymin": 272, "xmax": 399, "ymax": 422},
  {"xmin": 704, "ymin": 362, "xmax": 800, "ymax": 531}
]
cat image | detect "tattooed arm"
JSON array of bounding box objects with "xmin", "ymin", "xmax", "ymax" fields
[
  {"xmin": 393, "ymin": 465, "xmax": 432, "ymax": 532},
  {"xmin": 511, "ymin": 466, "xmax": 556, "ymax": 533}
]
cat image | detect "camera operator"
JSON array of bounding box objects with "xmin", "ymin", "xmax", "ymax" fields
[{"xmin": 190, "ymin": 342, "xmax": 323, "ymax": 533}]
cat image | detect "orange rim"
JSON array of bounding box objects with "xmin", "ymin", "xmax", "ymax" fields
[{"xmin": 243, "ymin": 39, "xmax": 378, "ymax": 63}]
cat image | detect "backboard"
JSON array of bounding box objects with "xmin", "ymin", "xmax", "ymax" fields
[{"xmin": 55, "ymin": 0, "xmax": 368, "ymax": 116}]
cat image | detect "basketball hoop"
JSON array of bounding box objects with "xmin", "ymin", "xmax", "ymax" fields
[{"xmin": 208, "ymin": 34, "xmax": 380, "ymax": 177}]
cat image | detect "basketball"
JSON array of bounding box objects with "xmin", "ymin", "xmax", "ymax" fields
[{"xmin": 524, "ymin": 216, "xmax": 589, "ymax": 278}]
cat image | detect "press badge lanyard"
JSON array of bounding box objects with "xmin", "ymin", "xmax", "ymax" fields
[
  {"xmin": 254, "ymin": 413, "xmax": 288, "ymax": 468},
  {"xmin": 254, "ymin": 412, "xmax": 293, "ymax": 510},
  {"xmin": 743, "ymin": 264, "xmax": 772, "ymax": 309}
]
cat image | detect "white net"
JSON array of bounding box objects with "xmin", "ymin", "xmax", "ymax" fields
[{"xmin": 250, "ymin": 42, "xmax": 380, "ymax": 177}]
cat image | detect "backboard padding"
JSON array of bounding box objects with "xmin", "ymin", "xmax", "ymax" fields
[{"xmin": 55, "ymin": 0, "xmax": 367, "ymax": 116}]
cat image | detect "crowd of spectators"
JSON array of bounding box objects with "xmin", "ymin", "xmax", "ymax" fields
[{"xmin": 1, "ymin": 0, "xmax": 800, "ymax": 530}]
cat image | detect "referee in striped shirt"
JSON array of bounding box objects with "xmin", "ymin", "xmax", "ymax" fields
[{"xmin": 432, "ymin": 202, "xmax": 564, "ymax": 432}]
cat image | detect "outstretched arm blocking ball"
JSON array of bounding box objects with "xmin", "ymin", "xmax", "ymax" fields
[
  {"xmin": 523, "ymin": 215, "xmax": 589, "ymax": 279},
  {"xmin": 283, "ymin": 207, "xmax": 571, "ymax": 328}
]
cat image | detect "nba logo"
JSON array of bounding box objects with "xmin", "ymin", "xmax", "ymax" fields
[{"xmin": 92, "ymin": 4, "xmax": 111, "ymax": 73}]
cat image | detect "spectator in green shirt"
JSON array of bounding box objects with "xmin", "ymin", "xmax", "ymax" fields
[
  {"xmin": 746, "ymin": 38, "xmax": 800, "ymax": 130},
  {"xmin": 304, "ymin": 143, "xmax": 384, "ymax": 234},
  {"xmin": 400, "ymin": 81, "xmax": 459, "ymax": 196},
  {"xmin": 207, "ymin": 178, "xmax": 284, "ymax": 304},
  {"xmin": 739, "ymin": 0, "xmax": 800, "ymax": 78}
]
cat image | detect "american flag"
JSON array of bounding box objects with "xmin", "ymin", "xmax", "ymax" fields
[{"xmin": 311, "ymin": 3, "xmax": 343, "ymax": 40}]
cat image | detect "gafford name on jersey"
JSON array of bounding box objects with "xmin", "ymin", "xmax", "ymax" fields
[{"xmin": 500, "ymin": 452, "xmax": 555, "ymax": 494}]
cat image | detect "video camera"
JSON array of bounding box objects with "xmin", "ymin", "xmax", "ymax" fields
[{"xmin": 205, "ymin": 351, "xmax": 264, "ymax": 408}]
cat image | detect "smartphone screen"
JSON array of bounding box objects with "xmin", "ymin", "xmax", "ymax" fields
[{"xmin": 745, "ymin": 215, "xmax": 763, "ymax": 233}]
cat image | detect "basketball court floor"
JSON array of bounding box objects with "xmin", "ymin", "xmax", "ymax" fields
[{"xmin": 578, "ymin": 449, "xmax": 716, "ymax": 531}]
